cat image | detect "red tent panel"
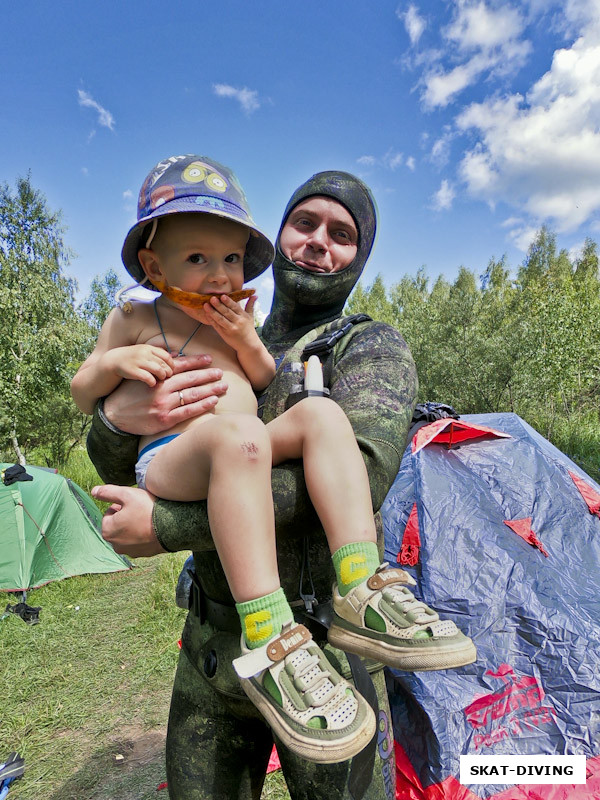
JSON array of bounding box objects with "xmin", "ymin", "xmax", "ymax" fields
[
  {"xmin": 412, "ymin": 420, "xmax": 511, "ymax": 454},
  {"xmin": 398, "ymin": 502, "xmax": 421, "ymax": 566},
  {"xmin": 503, "ymin": 518, "xmax": 549, "ymax": 557},
  {"xmin": 395, "ymin": 742, "xmax": 600, "ymax": 799},
  {"xmin": 569, "ymin": 471, "xmax": 600, "ymax": 516}
]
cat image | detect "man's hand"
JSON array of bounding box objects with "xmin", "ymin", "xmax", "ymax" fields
[
  {"xmin": 105, "ymin": 344, "xmax": 175, "ymax": 386},
  {"xmin": 103, "ymin": 353, "xmax": 228, "ymax": 435},
  {"xmin": 92, "ymin": 484, "xmax": 166, "ymax": 557}
]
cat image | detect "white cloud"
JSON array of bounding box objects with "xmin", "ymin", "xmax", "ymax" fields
[
  {"xmin": 400, "ymin": 4, "xmax": 600, "ymax": 236},
  {"xmin": 260, "ymin": 274, "xmax": 274, "ymax": 293},
  {"xmin": 213, "ymin": 83, "xmax": 260, "ymax": 114},
  {"xmin": 122, "ymin": 188, "xmax": 135, "ymax": 212},
  {"xmin": 500, "ymin": 216, "xmax": 523, "ymax": 229},
  {"xmin": 254, "ymin": 304, "xmax": 267, "ymax": 326},
  {"xmin": 384, "ymin": 150, "xmax": 404, "ymax": 170},
  {"xmin": 357, "ymin": 150, "xmax": 405, "ymax": 171},
  {"xmin": 446, "ymin": 1, "xmax": 524, "ymax": 52},
  {"xmin": 430, "ymin": 179, "xmax": 456, "ymax": 211},
  {"xmin": 246, "ymin": 274, "xmax": 274, "ymax": 324},
  {"xmin": 458, "ymin": 141, "xmax": 499, "ymax": 195},
  {"xmin": 430, "ymin": 131, "xmax": 454, "ymax": 167},
  {"xmin": 423, "ymin": 63, "xmax": 477, "ymax": 108},
  {"xmin": 564, "ymin": 0, "xmax": 600, "ymax": 29},
  {"xmin": 81, "ymin": 167, "xmax": 88, "ymax": 177},
  {"xmin": 406, "ymin": 156, "xmax": 416, "ymax": 171},
  {"xmin": 77, "ymin": 89, "xmax": 115, "ymax": 130},
  {"xmin": 507, "ymin": 223, "xmax": 539, "ymax": 252},
  {"xmin": 568, "ymin": 238, "xmax": 586, "ymax": 263},
  {"xmin": 421, "ymin": 2, "xmax": 530, "ymax": 108},
  {"xmin": 401, "ymin": 4, "xmax": 426, "ymax": 45},
  {"xmin": 457, "ymin": 19, "xmax": 600, "ymax": 231}
]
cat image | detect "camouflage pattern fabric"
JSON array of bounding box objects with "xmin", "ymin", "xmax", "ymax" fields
[
  {"xmin": 86, "ymin": 169, "xmax": 418, "ymax": 800},
  {"xmin": 166, "ymin": 612, "xmax": 396, "ymax": 800}
]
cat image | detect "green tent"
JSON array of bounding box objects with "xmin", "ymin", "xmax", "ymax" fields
[{"xmin": 0, "ymin": 464, "xmax": 130, "ymax": 591}]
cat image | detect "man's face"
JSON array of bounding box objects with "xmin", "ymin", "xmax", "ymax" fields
[{"xmin": 279, "ymin": 197, "xmax": 358, "ymax": 274}]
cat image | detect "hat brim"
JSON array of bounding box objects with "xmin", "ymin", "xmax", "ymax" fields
[{"xmin": 121, "ymin": 197, "xmax": 275, "ymax": 285}]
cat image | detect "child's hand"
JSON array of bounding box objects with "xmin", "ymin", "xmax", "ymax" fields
[
  {"xmin": 102, "ymin": 345, "xmax": 175, "ymax": 387},
  {"xmin": 202, "ymin": 294, "xmax": 259, "ymax": 351}
]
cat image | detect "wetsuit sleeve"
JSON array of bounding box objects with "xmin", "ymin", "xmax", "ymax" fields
[
  {"xmin": 330, "ymin": 322, "xmax": 418, "ymax": 510},
  {"xmin": 87, "ymin": 401, "xmax": 139, "ymax": 486},
  {"xmin": 152, "ymin": 461, "xmax": 319, "ymax": 553}
]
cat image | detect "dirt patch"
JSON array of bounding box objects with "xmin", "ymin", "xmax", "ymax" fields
[
  {"xmin": 46, "ymin": 726, "xmax": 168, "ymax": 800},
  {"xmin": 109, "ymin": 725, "xmax": 166, "ymax": 772}
]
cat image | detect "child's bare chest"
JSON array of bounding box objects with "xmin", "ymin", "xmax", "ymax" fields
[
  {"xmin": 143, "ymin": 323, "xmax": 237, "ymax": 371},
  {"xmin": 135, "ymin": 311, "xmax": 257, "ymax": 417}
]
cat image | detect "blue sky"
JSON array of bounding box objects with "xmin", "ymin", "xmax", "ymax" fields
[{"xmin": 3, "ymin": 0, "xmax": 600, "ymax": 317}]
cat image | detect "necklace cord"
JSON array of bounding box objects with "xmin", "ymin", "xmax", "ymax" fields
[{"xmin": 153, "ymin": 298, "xmax": 202, "ymax": 356}]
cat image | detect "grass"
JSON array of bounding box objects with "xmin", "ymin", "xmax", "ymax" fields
[
  {"xmin": 528, "ymin": 408, "xmax": 600, "ymax": 484},
  {"xmin": 1, "ymin": 450, "xmax": 291, "ymax": 799},
  {"xmin": 2, "ymin": 555, "xmax": 183, "ymax": 799},
  {"xmin": 2, "ymin": 555, "xmax": 291, "ymax": 799}
]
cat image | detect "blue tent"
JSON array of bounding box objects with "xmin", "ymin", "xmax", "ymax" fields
[{"xmin": 382, "ymin": 413, "xmax": 600, "ymax": 799}]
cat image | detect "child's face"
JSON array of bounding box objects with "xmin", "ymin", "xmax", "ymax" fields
[{"xmin": 139, "ymin": 213, "xmax": 248, "ymax": 298}]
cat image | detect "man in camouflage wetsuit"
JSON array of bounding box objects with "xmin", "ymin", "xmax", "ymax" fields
[{"xmin": 88, "ymin": 171, "xmax": 418, "ymax": 799}]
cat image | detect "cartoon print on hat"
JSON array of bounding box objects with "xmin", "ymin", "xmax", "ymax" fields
[
  {"xmin": 181, "ymin": 160, "xmax": 228, "ymax": 193},
  {"xmin": 206, "ymin": 172, "xmax": 228, "ymax": 192},
  {"xmin": 150, "ymin": 185, "xmax": 175, "ymax": 210},
  {"xmin": 122, "ymin": 154, "xmax": 274, "ymax": 285},
  {"xmin": 182, "ymin": 161, "xmax": 210, "ymax": 183}
]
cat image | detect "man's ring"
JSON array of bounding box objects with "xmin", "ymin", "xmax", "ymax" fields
[{"xmin": 179, "ymin": 391, "xmax": 185, "ymax": 407}]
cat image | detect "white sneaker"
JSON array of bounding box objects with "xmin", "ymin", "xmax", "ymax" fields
[
  {"xmin": 233, "ymin": 621, "xmax": 376, "ymax": 764},
  {"xmin": 328, "ymin": 565, "xmax": 477, "ymax": 671}
]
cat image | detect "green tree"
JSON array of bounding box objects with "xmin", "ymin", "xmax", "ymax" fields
[
  {"xmin": 518, "ymin": 225, "xmax": 557, "ymax": 288},
  {"xmin": 79, "ymin": 268, "xmax": 122, "ymax": 337},
  {"xmin": 0, "ymin": 175, "xmax": 89, "ymax": 465},
  {"xmin": 574, "ymin": 238, "xmax": 599, "ymax": 284},
  {"xmin": 475, "ymin": 257, "xmax": 523, "ymax": 411},
  {"xmin": 348, "ymin": 227, "xmax": 600, "ymax": 419},
  {"xmin": 347, "ymin": 231, "xmax": 600, "ymax": 476}
]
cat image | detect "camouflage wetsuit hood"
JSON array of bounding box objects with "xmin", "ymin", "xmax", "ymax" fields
[{"xmin": 262, "ymin": 170, "xmax": 377, "ymax": 339}]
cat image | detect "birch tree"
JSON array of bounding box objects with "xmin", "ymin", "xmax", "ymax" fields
[{"xmin": 0, "ymin": 175, "xmax": 86, "ymax": 464}]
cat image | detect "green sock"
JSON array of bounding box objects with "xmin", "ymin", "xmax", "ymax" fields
[
  {"xmin": 332, "ymin": 541, "xmax": 381, "ymax": 597},
  {"xmin": 236, "ymin": 587, "xmax": 294, "ymax": 650}
]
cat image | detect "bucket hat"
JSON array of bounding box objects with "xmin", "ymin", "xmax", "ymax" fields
[{"xmin": 122, "ymin": 154, "xmax": 274, "ymax": 284}]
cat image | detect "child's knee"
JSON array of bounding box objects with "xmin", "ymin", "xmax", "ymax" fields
[
  {"xmin": 291, "ymin": 396, "xmax": 347, "ymax": 428},
  {"xmin": 215, "ymin": 414, "xmax": 270, "ymax": 462}
]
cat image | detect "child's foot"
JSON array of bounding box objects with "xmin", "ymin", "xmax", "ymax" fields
[
  {"xmin": 328, "ymin": 564, "xmax": 476, "ymax": 671},
  {"xmin": 232, "ymin": 621, "xmax": 375, "ymax": 764}
]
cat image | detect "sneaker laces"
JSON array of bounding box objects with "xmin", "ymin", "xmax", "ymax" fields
[
  {"xmin": 287, "ymin": 647, "xmax": 348, "ymax": 709},
  {"xmin": 383, "ymin": 585, "xmax": 439, "ymax": 624}
]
